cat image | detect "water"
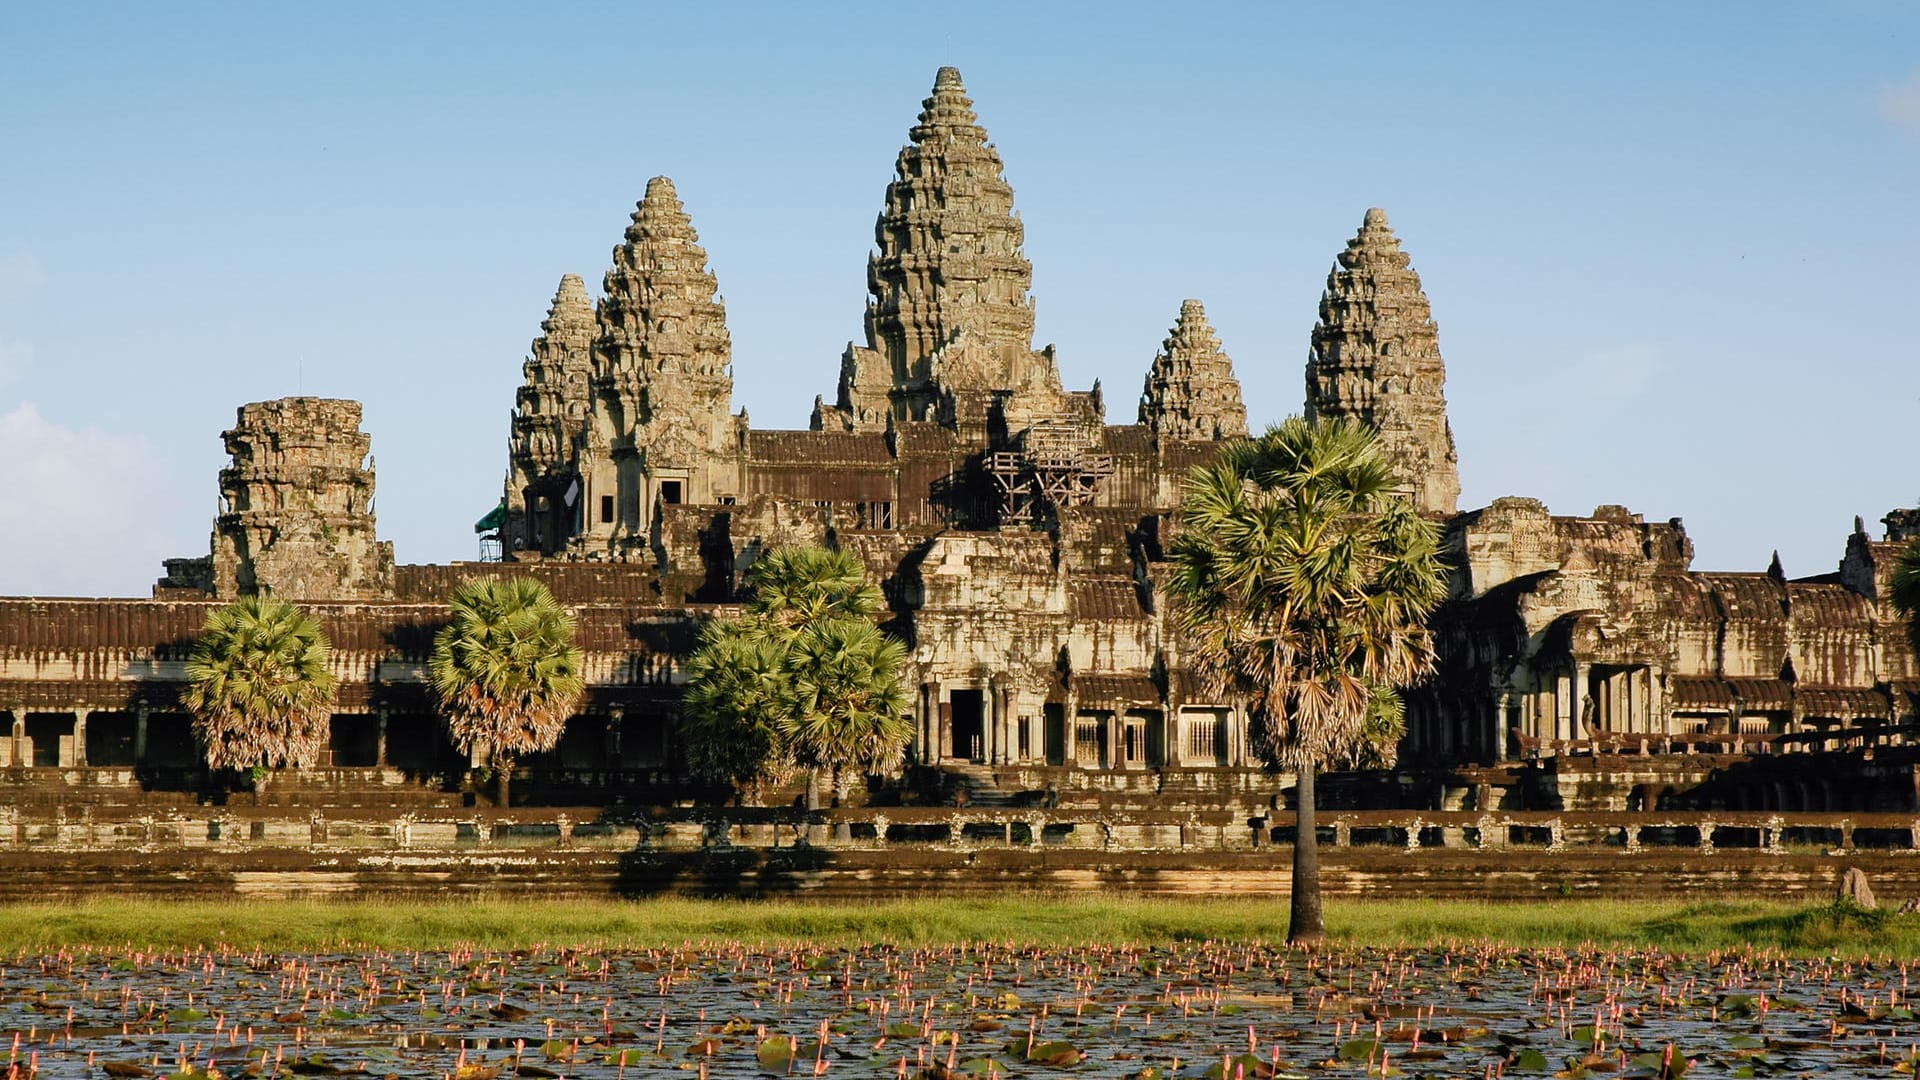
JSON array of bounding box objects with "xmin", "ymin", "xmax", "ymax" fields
[{"xmin": 1, "ymin": 940, "xmax": 1912, "ymax": 1078}]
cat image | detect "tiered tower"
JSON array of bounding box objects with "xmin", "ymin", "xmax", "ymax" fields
[
  {"xmin": 1138, "ymin": 300, "xmax": 1248, "ymax": 442},
  {"xmin": 574, "ymin": 177, "xmax": 738, "ymax": 552},
  {"xmin": 210, "ymin": 398, "xmax": 394, "ymax": 599},
  {"xmin": 1305, "ymin": 208, "xmax": 1460, "ymax": 515},
  {"xmin": 507, "ymin": 274, "xmax": 595, "ymax": 553},
  {"xmin": 822, "ymin": 66, "xmax": 1061, "ymax": 431}
]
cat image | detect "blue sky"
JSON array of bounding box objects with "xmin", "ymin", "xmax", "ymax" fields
[{"xmin": 3, "ymin": 2, "xmax": 1917, "ymax": 596}]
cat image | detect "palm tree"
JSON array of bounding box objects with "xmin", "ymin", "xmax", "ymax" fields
[
  {"xmin": 182, "ymin": 596, "xmax": 338, "ymax": 786},
  {"xmin": 786, "ymin": 615, "xmax": 914, "ymax": 804},
  {"xmin": 678, "ymin": 545, "xmax": 911, "ymax": 808},
  {"xmin": 679, "ymin": 620, "xmax": 797, "ymax": 795},
  {"xmin": 1167, "ymin": 416, "xmax": 1447, "ymax": 943},
  {"xmin": 429, "ymin": 576, "xmax": 585, "ymax": 807}
]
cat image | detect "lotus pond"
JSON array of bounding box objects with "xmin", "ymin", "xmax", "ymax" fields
[{"xmin": 4, "ymin": 936, "xmax": 1919, "ymax": 1080}]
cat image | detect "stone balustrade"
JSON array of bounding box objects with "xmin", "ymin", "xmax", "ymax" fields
[{"xmin": 0, "ymin": 805, "xmax": 1911, "ymax": 857}]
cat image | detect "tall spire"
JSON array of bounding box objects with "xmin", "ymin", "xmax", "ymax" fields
[
  {"xmin": 570, "ymin": 177, "xmax": 738, "ymax": 553},
  {"xmin": 1305, "ymin": 208, "xmax": 1460, "ymax": 515},
  {"xmin": 505, "ymin": 274, "xmax": 595, "ymax": 553},
  {"xmin": 1139, "ymin": 299, "xmax": 1247, "ymax": 441},
  {"xmin": 513, "ymin": 274, "xmax": 594, "ymax": 475},
  {"xmin": 599, "ymin": 176, "xmax": 731, "ymax": 383},
  {"xmin": 837, "ymin": 65, "xmax": 1052, "ymax": 426}
]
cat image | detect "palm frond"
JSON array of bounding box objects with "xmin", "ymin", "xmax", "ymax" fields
[
  {"xmin": 182, "ymin": 596, "xmax": 337, "ymax": 770},
  {"xmin": 431, "ymin": 577, "xmax": 585, "ymax": 766}
]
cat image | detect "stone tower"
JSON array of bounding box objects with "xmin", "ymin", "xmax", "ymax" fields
[
  {"xmin": 507, "ymin": 273, "xmax": 596, "ymax": 553},
  {"xmin": 1139, "ymin": 299, "xmax": 1248, "ymax": 441},
  {"xmin": 574, "ymin": 176, "xmax": 739, "ymax": 553},
  {"xmin": 1305, "ymin": 208, "xmax": 1460, "ymax": 515},
  {"xmin": 210, "ymin": 397, "xmax": 394, "ymax": 599},
  {"xmin": 821, "ymin": 66, "xmax": 1062, "ymax": 431}
]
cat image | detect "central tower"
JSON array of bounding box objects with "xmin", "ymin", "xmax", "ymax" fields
[{"xmin": 818, "ymin": 67, "xmax": 1062, "ymax": 432}]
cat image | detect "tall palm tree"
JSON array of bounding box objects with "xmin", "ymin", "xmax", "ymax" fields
[
  {"xmin": 430, "ymin": 576, "xmax": 585, "ymax": 807},
  {"xmin": 1167, "ymin": 416, "xmax": 1447, "ymax": 943},
  {"xmin": 182, "ymin": 596, "xmax": 338, "ymax": 784}
]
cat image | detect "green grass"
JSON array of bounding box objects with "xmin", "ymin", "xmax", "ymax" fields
[{"xmin": 1, "ymin": 896, "xmax": 1912, "ymax": 956}]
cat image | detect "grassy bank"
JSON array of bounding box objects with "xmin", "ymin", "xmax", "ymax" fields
[{"xmin": 2, "ymin": 896, "xmax": 1914, "ymax": 956}]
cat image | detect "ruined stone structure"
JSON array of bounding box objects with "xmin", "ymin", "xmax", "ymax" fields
[
  {"xmin": 1413, "ymin": 501, "xmax": 1920, "ymax": 772},
  {"xmin": 3, "ymin": 66, "xmax": 1917, "ymax": 825},
  {"xmin": 193, "ymin": 398, "xmax": 394, "ymax": 601}
]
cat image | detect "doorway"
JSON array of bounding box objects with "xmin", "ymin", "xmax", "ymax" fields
[{"xmin": 949, "ymin": 689, "xmax": 985, "ymax": 762}]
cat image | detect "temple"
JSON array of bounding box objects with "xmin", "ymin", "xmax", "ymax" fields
[{"xmin": 2, "ymin": 67, "xmax": 1916, "ymax": 820}]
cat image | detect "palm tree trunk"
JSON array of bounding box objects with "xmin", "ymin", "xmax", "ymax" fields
[
  {"xmin": 496, "ymin": 757, "xmax": 512, "ymax": 808},
  {"xmin": 831, "ymin": 767, "xmax": 852, "ymax": 842},
  {"xmin": 1288, "ymin": 759, "xmax": 1325, "ymax": 944}
]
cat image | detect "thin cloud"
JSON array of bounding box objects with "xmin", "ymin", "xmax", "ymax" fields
[
  {"xmin": 1880, "ymin": 71, "xmax": 1920, "ymax": 140},
  {"xmin": 0, "ymin": 340, "xmax": 28, "ymax": 386},
  {"xmin": 0, "ymin": 403, "xmax": 169, "ymax": 597},
  {"xmin": 0, "ymin": 253, "xmax": 46, "ymax": 299},
  {"xmin": 1577, "ymin": 343, "xmax": 1663, "ymax": 400}
]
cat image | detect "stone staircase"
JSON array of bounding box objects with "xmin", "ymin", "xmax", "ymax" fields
[{"xmin": 944, "ymin": 763, "xmax": 1022, "ymax": 808}]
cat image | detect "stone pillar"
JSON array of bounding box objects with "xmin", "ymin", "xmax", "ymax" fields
[
  {"xmin": 8, "ymin": 709, "xmax": 23, "ymax": 768},
  {"xmin": 1063, "ymin": 691, "xmax": 1079, "ymax": 768},
  {"xmin": 989, "ymin": 683, "xmax": 1005, "ymax": 764},
  {"xmin": 1493, "ymin": 692, "xmax": 1510, "ymax": 764},
  {"xmin": 607, "ymin": 707, "xmax": 625, "ymax": 768},
  {"xmin": 1570, "ymin": 662, "xmax": 1587, "ymax": 741},
  {"xmin": 134, "ymin": 703, "xmax": 149, "ymax": 763},
  {"xmin": 919, "ymin": 682, "xmax": 936, "ymax": 764},
  {"xmin": 374, "ymin": 708, "xmax": 389, "ymax": 768},
  {"xmin": 72, "ymin": 708, "xmax": 89, "ymax": 768}
]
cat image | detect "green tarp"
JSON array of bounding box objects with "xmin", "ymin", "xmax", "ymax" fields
[{"xmin": 474, "ymin": 501, "xmax": 507, "ymax": 534}]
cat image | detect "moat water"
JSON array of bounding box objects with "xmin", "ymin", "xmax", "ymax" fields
[{"xmin": 1, "ymin": 939, "xmax": 1910, "ymax": 1078}]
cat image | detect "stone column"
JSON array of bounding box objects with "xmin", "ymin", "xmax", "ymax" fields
[
  {"xmin": 8, "ymin": 709, "xmax": 23, "ymax": 768},
  {"xmin": 989, "ymin": 683, "xmax": 1005, "ymax": 764},
  {"xmin": 72, "ymin": 708, "xmax": 89, "ymax": 768},
  {"xmin": 919, "ymin": 682, "xmax": 935, "ymax": 764},
  {"xmin": 607, "ymin": 707, "xmax": 625, "ymax": 768},
  {"xmin": 1571, "ymin": 663, "xmax": 1588, "ymax": 741},
  {"xmin": 999, "ymin": 683, "xmax": 1015, "ymax": 764},
  {"xmin": 1063, "ymin": 690, "xmax": 1079, "ymax": 768},
  {"xmin": 374, "ymin": 708, "xmax": 389, "ymax": 768},
  {"xmin": 1493, "ymin": 692, "xmax": 1510, "ymax": 764},
  {"xmin": 134, "ymin": 703, "xmax": 149, "ymax": 763}
]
